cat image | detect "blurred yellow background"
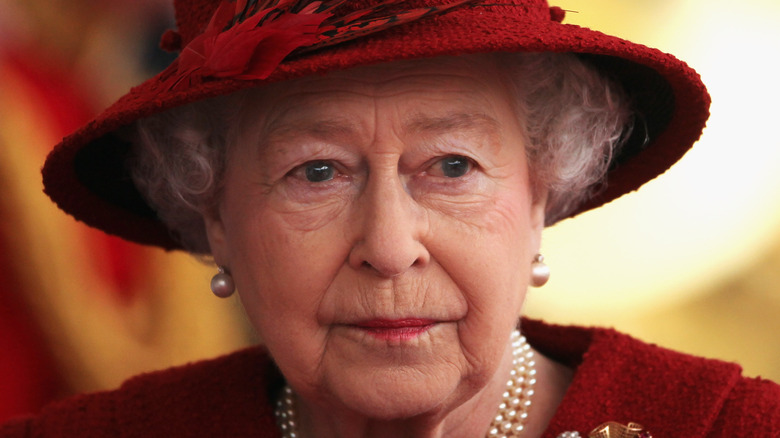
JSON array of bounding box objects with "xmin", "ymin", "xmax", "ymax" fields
[
  {"xmin": 525, "ymin": 0, "xmax": 780, "ymax": 381},
  {"xmin": 0, "ymin": 0, "xmax": 777, "ymax": 418}
]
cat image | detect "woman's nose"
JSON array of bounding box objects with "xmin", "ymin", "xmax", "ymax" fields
[{"xmin": 348, "ymin": 173, "xmax": 430, "ymax": 277}]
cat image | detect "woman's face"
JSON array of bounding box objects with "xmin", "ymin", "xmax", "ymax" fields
[{"xmin": 205, "ymin": 56, "xmax": 546, "ymax": 420}]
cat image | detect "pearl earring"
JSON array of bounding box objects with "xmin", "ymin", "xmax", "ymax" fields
[
  {"xmin": 210, "ymin": 266, "xmax": 235, "ymax": 298},
  {"xmin": 530, "ymin": 254, "xmax": 550, "ymax": 287}
]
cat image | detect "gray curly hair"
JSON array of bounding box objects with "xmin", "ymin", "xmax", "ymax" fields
[{"xmin": 129, "ymin": 52, "xmax": 632, "ymax": 253}]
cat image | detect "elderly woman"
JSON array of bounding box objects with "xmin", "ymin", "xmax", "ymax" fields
[{"xmin": 2, "ymin": 0, "xmax": 778, "ymax": 436}]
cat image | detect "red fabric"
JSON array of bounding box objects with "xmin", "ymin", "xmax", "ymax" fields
[
  {"xmin": 168, "ymin": 0, "xmax": 330, "ymax": 89},
  {"xmin": 1, "ymin": 321, "xmax": 777, "ymax": 437},
  {"xmin": 40, "ymin": 0, "xmax": 711, "ymax": 252},
  {"xmin": 522, "ymin": 320, "xmax": 780, "ymax": 437}
]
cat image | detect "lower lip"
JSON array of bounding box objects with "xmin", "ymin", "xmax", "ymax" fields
[{"xmin": 356, "ymin": 320, "xmax": 435, "ymax": 341}]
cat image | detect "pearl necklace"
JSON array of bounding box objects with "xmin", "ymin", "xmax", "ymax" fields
[
  {"xmin": 274, "ymin": 330, "xmax": 536, "ymax": 438},
  {"xmin": 486, "ymin": 329, "xmax": 536, "ymax": 437}
]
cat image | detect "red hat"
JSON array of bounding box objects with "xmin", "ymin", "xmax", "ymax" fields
[{"xmin": 42, "ymin": 0, "xmax": 710, "ymax": 251}]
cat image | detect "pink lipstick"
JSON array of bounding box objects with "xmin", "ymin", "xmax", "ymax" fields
[{"xmin": 356, "ymin": 319, "xmax": 435, "ymax": 341}]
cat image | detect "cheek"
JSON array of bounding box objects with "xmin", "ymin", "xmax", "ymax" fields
[
  {"xmin": 226, "ymin": 212, "xmax": 351, "ymax": 380},
  {"xmin": 428, "ymin": 177, "xmax": 535, "ymax": 282},
  {"xmin": 425, "ymin": 181, "xmax": 535, "ymax": 352},
  {"xmin": 439, "ymin": 205, "xmax": 530, "ymax": 311},
  {"xmin": 219, "ymin": 181, "xmax": 350, "ymax": 334},
  {"xmin": 228, "ymin": 216, "xmax": 348, "ymax": 317}
]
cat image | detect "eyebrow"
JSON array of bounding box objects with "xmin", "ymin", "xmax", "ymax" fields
[
  {"xmin": 264, "ymin": 117, "xmax": 361, "ymax": 143},
  {"xmin": 404, "ymin": 112, "xmax": 502, "ymax": 136}
]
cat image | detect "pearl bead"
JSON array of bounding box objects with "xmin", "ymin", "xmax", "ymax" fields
[
  {"xmin": 530, "ymin": 254, "xmax": 550, "ymax": 287},
  {"xmin": 210, "ymin": 269, "xmax": 235, "ymax": 298}
]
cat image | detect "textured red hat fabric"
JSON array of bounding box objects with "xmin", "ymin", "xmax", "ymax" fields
[{"xmin": 41, "ymin": 0, "xmax": 711, "ymax": 251}]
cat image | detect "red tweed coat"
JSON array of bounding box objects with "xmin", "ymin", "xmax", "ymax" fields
[{"xmin": 2, "ymin": 320, "xmax": 778, "ymax": 437}]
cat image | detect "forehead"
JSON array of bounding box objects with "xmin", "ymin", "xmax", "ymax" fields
[{"xmin": 238, "ymin": 55, "xmax": 516, "ymax": 133}]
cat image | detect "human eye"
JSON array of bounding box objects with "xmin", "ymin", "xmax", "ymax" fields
[
  {"xmin": 291, "ymin": 160, "xmax": 338, "ymax": 183},
  {"xmin": 427, "ymin": 155, "xmax": 473, "ymax": 178}
]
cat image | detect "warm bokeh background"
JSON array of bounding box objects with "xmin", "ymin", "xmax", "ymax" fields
[
  {"xmin": 525, "ymin": 0, "xmax": 780, "ymax": 382},
  {"xmin": 0, "ymin": 0, "xmax": 253, "ymax": 421},
  {"xmin": 0, "ymin": 0, "xmax": 777, "ymax": 423}
]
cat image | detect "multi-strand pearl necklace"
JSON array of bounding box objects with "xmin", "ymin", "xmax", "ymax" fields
[
  {"xmin": 486, "ymin": 329, "xmax": 536, "ymax": 437},
  {"xmin": 274, "ymin": 329, "xmax": 536, "ymax": 438},
  {"xmin": 275, "ymin": 385, "xmax": 299, "ymax": 438}
]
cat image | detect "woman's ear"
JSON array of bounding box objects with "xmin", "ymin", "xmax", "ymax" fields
[
  {"xmin": 203, "ymin": 208, "xmax": 228, "ymax": 264},
  {"xmin": 529, "ymin": 189, "xmax": 548, "ymax": 251}
]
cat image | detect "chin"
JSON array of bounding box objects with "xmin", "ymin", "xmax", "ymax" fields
[
  {"xmin": 345, "ymin": 394, "xmax": 445, "ymax": 421},
  {"xmin": 325, "ymin": 370, "xmax": 463, "ymax": 421}
]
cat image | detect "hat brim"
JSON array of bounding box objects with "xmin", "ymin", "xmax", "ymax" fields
[{"xmin": 42, "ymin": 5, "xmax": 710, "ymax": 251}]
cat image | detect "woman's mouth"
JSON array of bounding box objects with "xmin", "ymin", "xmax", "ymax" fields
[{"xmin": 354, "ymin": 319, "xmax": 436, "ymax": 341}]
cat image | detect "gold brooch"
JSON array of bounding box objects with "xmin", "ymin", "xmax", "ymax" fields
[
  {"xmin": 590, "ymin": 422, "xmax": 651, "ymax": 438},
  {"xmin": 557, "ymin": 422, "xmax": 652, "ymax": 438}
]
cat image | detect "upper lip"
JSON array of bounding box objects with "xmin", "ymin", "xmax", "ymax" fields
[{"xmin": 354, "ymin": 318, "xmax": 436, "ymax": 328}]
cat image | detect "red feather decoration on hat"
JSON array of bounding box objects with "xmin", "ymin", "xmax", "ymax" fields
[{"xmin": 164, "ymin": 0, "xmax": 477, "ymax": 90}]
